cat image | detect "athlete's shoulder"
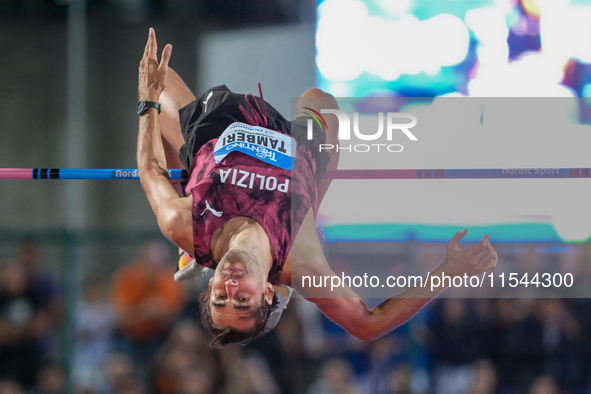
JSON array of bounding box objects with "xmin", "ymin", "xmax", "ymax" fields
[{"xmin": 200, "ymin": 84, "xmax": 230, "ymax": 94}]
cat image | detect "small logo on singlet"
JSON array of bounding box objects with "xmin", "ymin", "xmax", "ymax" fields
[
  {"xmin": 203, "ymin": 91, "xmax": 214, "ymax": 112},
  {"xmin": 201, "ymin": 200, "xmax": 223, "ymax": 217}
]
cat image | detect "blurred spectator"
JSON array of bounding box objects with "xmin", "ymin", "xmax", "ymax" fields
[
  {"xmin": 112, "ymin": 377, "xmax": 146, "ymax": 394},
  {"xmin": 243, "ymin": 352, "xmax": 282, "ymax": 394},
  {"xmin": 386, "ymin": 364, "xmax": 413, "ymax": 394},
  {"xmin": 177, "ymin": 369, "xmax": 214, "ymax": 394},
  {"xmin": 538, "ymin": 299, "xmax": 583, "ymax": 389},
  {"xmin": 529, "ymin": 375, "xmax": 558, "ymax": 394},
  {"xmin": 73, "ymin": 274, "xmax": 116, "ymax": 393},
  {"xmin": 426, "ymin": 298, "xmax": 484, "ymax": 394},
  {"xmin": 467, "ymin": 359, "xmax": 499, "ymax": 394},
  {"xmin": 0, "ymin": 260, "xmax": 47, "ymax": 388},
  {"xmin": 318, "ymin": 312, "xmax": 371, "ymax": 374},
  {"xmin": 220, "ymin": 351, "xmax": 281, "ymax": 394},
  {"xmin": 28, "ymin": 362, "xmax": 65, "ymax": 394},
  {"xmin": 152, "ymin": 319, "xmax": 220, "ymax": 394},
  {"xmin": 17, "ymin": 240, "xmax": 61, "ymax": 354},
  {"xmin": 0, "ymin": 380, "xmax": 24, "ymax": 394},
  {"xmin": 111, "ymin": 241, "xmax": 184, "ymax": 377},
  {"xmin": 296, "ymin": 299, "xmax": 325, "ymax": 359},
  {"xmin": 306, "ymin": 358, "xmax": 361, "ymax": 394},
  {"xmin": 273, "ymin": 303, "xmax": 308, "ymax": 393},
  {"xmin": 104, "ymin": 353, "xmax": 146, "ymax": 394},
  {"xmin": 361, "ymin": 335, "xmax": 405, "ymax": 394},
  {"xmin": 486, "ymin": 299, "xmax": 544, "ymax": 393},
  {"xmin": 18, "ymin": 241, "xmax": 60, "ymax": 312}
]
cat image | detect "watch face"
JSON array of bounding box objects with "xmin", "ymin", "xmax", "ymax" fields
[{"xmin": 137, "ymin": 100, "xmax": 146, "ymax": 115}]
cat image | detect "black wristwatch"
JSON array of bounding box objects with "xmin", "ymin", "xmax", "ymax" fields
[{"xmin": 137, "ymin": 100, "xmax": 161, "ymax": 116}]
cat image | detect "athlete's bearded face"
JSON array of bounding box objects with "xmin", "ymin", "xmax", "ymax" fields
[{"xmin": 208, "ymin": 249, "xmax": 274, "ymax": 330}]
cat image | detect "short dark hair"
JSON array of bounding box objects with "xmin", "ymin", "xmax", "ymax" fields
[{"xmin": 198, "ymin": 287, "xmax": 279, "ymax": 348}]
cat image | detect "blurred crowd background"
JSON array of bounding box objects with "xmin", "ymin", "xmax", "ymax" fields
[
  {"xmin": 3, "ymin": 0, "xmax": 591, "ymax": 393},
  {"xmin": 3, "ymin": 240, "xmax": 591, "ymax": 394}
]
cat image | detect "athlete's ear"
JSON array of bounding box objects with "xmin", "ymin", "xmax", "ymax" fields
[{"xmin": 263, "ymin": 282, "xmax": 274, "ymax": 305}]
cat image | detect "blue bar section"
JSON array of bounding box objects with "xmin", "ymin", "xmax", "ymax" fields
[{"xmin": 57, "ymin": 169, "xmax": 186, "ymax": 180}]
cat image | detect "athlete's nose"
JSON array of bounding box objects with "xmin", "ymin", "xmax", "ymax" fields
[{"xmin": 225, "ymin": 279, "xmax": 238, "ymax": 299}]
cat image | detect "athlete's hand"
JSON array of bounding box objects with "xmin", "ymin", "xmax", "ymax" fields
[
  {"xmin": 439, "ymin": 229, "xmax": 498, "ymax": 277},
  {"xmin": 138, "ymin": 28, "xmax": 172, "ymax": 102}
]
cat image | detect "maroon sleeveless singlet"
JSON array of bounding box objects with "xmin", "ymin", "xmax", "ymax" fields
[{"xmin": 184, "ymin": 137, "xmax": 319, "ymax": 283}]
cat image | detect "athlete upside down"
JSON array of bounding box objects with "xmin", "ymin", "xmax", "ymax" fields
[{"xmin": 137, "ymin": 28, "xmax": 498, "ymax": 347}]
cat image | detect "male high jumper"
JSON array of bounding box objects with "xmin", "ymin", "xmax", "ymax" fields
[{"xmin": 137, "ymin": 28, "xmax": 498, "ymax": 347}]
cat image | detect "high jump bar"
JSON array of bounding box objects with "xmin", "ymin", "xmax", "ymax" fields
[{"xmin": 1, "ymin": 168, "xmax": 591, "ymax": 180}]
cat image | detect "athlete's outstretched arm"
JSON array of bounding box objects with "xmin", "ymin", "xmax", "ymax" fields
[
  {"xmin": 137, "ymin": 28, "xmax": 194, "ymax": 254},
  {"xmin": 291, "ymin": 211, "xmax": 497, "ymax": 341}
]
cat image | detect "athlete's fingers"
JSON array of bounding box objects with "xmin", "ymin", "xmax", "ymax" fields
[
  {"xmin": 464, "ymin": 242, "xmax": 486, "ymax": 259},
  {"xmin": 490, "ymin": 251, "xmax": 499, "ymax": 269},
  {"xmin": 477, "ymin": 242, "xmax": 496, "ymax": 265},
  {"xmin": 469, "ymin": 246, "xmax": 490, "ymax": 268},
  {"xmin": 479, "ymin": 234, "xmax": 491, "ymax": 248},
  {"xmin": 477, "ymin": 247, "xmax": 493, "ymax": 266},
  {"xmin": 481, "ymin": 250, "xmax": 498, "ymax": 271},
  {"xmin": 148, "ymin": 28, "xmax": 158, "ymax": 61},
  {"xmin": 159, "ymin": 44, "xmax": 172, "ymax": 71},
  {"xmin": 142, "ymin": 29, "xmax": 151, "ymax": 61},
  {"xmin": 464, "ymin": 234, "xmax": 491, "ymax": 258},
  {"xmin": 447, "ymin": 229, "xmax": 467, "ymax": 250}
]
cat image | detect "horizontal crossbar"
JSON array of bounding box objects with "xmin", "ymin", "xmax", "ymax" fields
[{"xmin": 1, "ymin": 168, "xmax": 589, "ymax": 180}]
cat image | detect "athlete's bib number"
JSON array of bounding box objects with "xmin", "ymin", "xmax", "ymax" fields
[{"xmin": 214, "ymin": 122, "xmax": 295, "ymax": 170}]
